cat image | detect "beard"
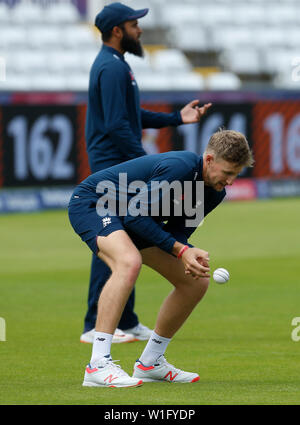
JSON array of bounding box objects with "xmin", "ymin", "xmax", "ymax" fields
[{"xmin": 120, "ymin": 30, "xmax": 144, "ymax": 57}]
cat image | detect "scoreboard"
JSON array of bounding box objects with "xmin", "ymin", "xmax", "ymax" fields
[{"xmin": 0, "ymin": 95, "xmax": 300, "ymax": 190}]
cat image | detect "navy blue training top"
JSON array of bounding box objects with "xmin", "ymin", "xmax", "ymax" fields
[
  {"xmin": 71, "ymin": 151, "xmax": 226, "ymax": 254},
  {"xmin": 85, "ymin": 45, "xmax": 182, "ymax": 173}
]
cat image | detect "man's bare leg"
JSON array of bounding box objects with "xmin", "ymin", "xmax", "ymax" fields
[
  {"xmin": 82, "ymin": 230, "xmax": 143, "ymax": 388},
  {"xmin": 132, "ymin": 246, "xmax": 209, "ymax": 383},
  {"xmin": 95, "ymin": 230, "xmax": 142, "ymax": 334},
  {"xmin": 89, "ymin": 230, "xmax": 141, "ymax": 362},
  {"xmin": 141, "ymin": 246, "xmax": 209, "ymax": 338}
]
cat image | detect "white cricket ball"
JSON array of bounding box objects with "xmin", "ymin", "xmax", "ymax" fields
[{"xmin": 213, "ymin": 268, "xmax": 230, "ymax": 284}]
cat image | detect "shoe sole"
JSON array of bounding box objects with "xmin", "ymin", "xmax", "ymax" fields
[
  {"xmin": 130, "ymin": 336, "xmax": 150, "ymax": 341},
  {"xmin": 82, "ymin": 379, "xmax": 143, "ymax": 388},
  {"xmin": 112, "ymin": 337, "xmax": 138, "ymax": 344},
  {"xmin": 133, "ymin": 376, "xmax": 200, "ymax": 383}
]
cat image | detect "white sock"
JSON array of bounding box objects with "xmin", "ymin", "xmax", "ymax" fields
[
  {"xmin": 139, "ymin": 331, "xmax": 171, "ymax": 366},
  {"xmin": 90, "ymin": 331, "xmax": 113, "ymax": 366}
]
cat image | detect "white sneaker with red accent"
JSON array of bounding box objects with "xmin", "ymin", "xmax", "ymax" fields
[
  {"xmin": 122, "ymin": 323, "xmax": 152, "ymax": 341},
  {"xmin": 83, "ymin": 355, "xmax": 143, "ymax": 388},
  {"xmin": 133, "ymin": 356, "xmax": 200, "ymax": 383}
]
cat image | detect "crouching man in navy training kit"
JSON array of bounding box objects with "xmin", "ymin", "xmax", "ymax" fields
[
  {"xmin": 68, "ymin": 129, "xmax": 254, "ymax": 387},
  {"xmin": 81, "ymin": 1, "xmax": 212, "ymax": 344}
]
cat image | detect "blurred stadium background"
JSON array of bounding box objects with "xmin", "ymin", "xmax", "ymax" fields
[{"xmin": 0, "ymin": 0, "xmax": 300, "ymax": 210}]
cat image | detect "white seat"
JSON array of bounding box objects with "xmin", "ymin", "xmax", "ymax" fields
[
  {"xmin": 137, "ymin": 71, "xmax": 204, "ymax": 91},
  {"xmin": 0, "ymin": 27, "xmax": 27, "ymax": 49},
  {"xmin": 0, "ymin": 3, "xmax": 11, "ymax": 24},
  {"xmin": 212, "ymin": 27, "xmax": 253, "ymax": 50},
  {"xmin": 220, "ymin": 48, "xmax": 262, "ymax": 75},
  {"xmin": 266, "ymin": 4, "xmax": 298, "ymax": 25},
  {"xmin": 61, "ymin": 25, "xmax": 98, "ymax": 49},
  {"xmin": 263, "ymin": 48, "xmax": 300, "ymax": 74},
  {"xmin": 27, "ymin": 26, "xmax": 63, "ymax": 49},
  {"xmin": 231, "ymin": 4, "xmax": 265, "ymax": 25},
  {"xmin": 10, "ymin": 51, "xmax": 49, "ymax": 74},
  {"xmin": 65, "ymin": 73, "xmax": 89, "ymax": 91},
  {"xmin": 29, "ymin": 72, "xmax": 67, "ymax": 91},
  {"xmin": 0, "ymin": 73, "xmax": 32, "ymax": 91},
  {"xmin": 137, "ymin": 72, "xmax": 172, "ymax": 91},
  {"xmin": 47, "ymin": 50, "xmax": 82, "ymax": 73},
  {"xmin": 284, "ymin": 27, "xmax": 300, "ymax": 49},
  {"xmin": 151, "ymin": 49, "xmax": 192, "ymax": 73},
  {"xmin": 170, "ymin": 26, "xmax": 209, "ymax": 52},
  {"xmin": 10, "ymin": 3, "xmax": 43, "ymax": 24},
  {"xmin": 254, "ymin": 27, "xmax": 285, "ymax": 49},
  {"xmin": 79, "ymin": 48, "xmax": 100, "ymax": 73},
  {"xmin": 196, "ymin": 5, "xmax": 233, "ymax": 26},
  {"xmin": 160, "ymin": 4, "xmax": 200, "ymax": 27},
  {"xmin": 125, "ymin": 51, "xmax": 153, "ymax": 74},
  {"xmin": 168, "ymin": 72, "xmax": 205, "ymax": 90},
  {"xmin": 43, "ymin": 3, "xmax": 80, "ymax": 24},
  {"xmin": 205, "ymin": 72, "xmax": 242, "ymax": 90}
]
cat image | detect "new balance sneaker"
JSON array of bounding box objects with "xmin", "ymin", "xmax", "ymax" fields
[
  {"xmin": 112, "ymin": 328, "xmax": 136, "ymax": 344},
  {"xmin": 80, "ymin": 328, "xmax": 136, "ymax": 344},
  {"xmin": 80, "ymin": 328, "xmax": 95, "ymax": 344},
  {"xmin": 83, "ymin": 356, "xmax": 143, "ymax": 388},
  {"xmin": 133, "ymin": 356, "xmax": 200, "ymax": 383},
  {"xmin": 122, "ymin": 323, "xmax": 152, "ymax": 341}
]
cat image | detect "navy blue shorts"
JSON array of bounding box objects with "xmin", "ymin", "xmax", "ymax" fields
[{"xmin": 68, "ymin": 192, "xmax": 154, "ymax": 256}]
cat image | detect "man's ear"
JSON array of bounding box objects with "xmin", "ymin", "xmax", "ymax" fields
[
  {"xmin": 112, "ymin": 25, "xmax": 123, "ymax": 39},
  {"xmin": 204, "ymin": 153, "xmax": 214, "ymax": 166}
]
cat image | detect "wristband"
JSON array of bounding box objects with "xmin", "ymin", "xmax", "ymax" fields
[{"xmin": 177, "ymin": 245, "xmax": 189, "ymax": 259}]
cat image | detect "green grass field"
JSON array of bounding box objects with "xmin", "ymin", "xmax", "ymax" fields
[{"xmin": 1, "ymin": 198, "xmax": 300, "ymax": 405}]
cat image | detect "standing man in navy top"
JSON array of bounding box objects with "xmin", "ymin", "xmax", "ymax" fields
[{"xmin": 81, "ymin": 2, "xmax": 212, "ymax": 344}]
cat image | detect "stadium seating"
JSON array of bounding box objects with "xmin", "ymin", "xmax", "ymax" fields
[
  {"xmin": 151, "ymin": 49, "xmax": 193, "ymax": 73},
  {"xmin": 0, "ymin": 27, "xmax": 27, "ymax": 49},
  {"xmin": 1, "ymin": 0, "xmax": 300, "ymax": 91},
  {"xmin": 169, "ymin": 26, "xmax": 209, "ymax": 53},
  {"xmin": 43, "ymin": 2, "xmax": 81, "ymax": 24},
  {"xmin": 9, "ymin": 2, "xmax": 43, "ymax": 24},
  {"xmin": 125, "ymin": 51, "xmax": 153, "ymax": 75},
  {"xmin": 205, "ymin": 72, "xmax": 242, "ymax": 90},
  {"xmin": 27, "ymin": 26, "xmax": 63, "ymax": 50},
  {"xmin": 220, "ymin": 48, "xmax": 263, "ymax": 76}
]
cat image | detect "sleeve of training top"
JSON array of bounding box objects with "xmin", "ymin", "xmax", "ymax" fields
[
  {"xmin": 162, "ymin": 221, "xmax": 195, "ymax": 250},
  {"xmin": 141, "ymin": 109, "xmax": 183, "ymax": 129},
  {"xmin": 123, "ymin": 158, "xmax": 191, "ymax": 254},
  {"xmin": 100, "ymin": 65, "xmax": 147, "ymax": 159},
  {"xmin": 129, "ymin": 180, "xmax": 227, "ymax": 252}
]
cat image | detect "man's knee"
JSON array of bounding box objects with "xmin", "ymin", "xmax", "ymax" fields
[
  {"xmin": 177, "ymin": 276, "xmax": 210, "ymax": 299},
  {"xmin": 199, "ymin": 276, "xmax": 210, "ymax": 292},
  {"xmin": 116, "ymin": 251, "xmax": 142, "ymax": 283},
  {"xmin": 193, "ymin": 277, "xmax": 210, "ymax": 301}
]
